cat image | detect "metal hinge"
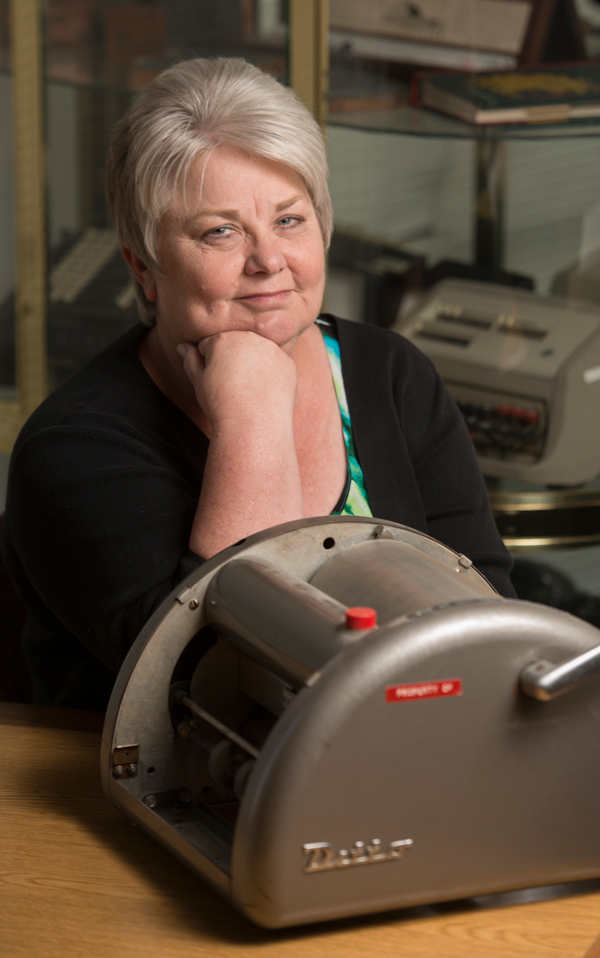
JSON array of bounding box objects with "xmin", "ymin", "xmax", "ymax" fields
[{"xmin": 112, "ymin": 744, "xmax": 139, "ymax": 779}]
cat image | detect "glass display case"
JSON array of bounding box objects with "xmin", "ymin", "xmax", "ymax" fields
[{"xmin": 326, "ymin": 0, "xmax": 600, "ymax": 325}]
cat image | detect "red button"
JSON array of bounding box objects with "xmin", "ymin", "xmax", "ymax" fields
[
  {"xmin": 345, "ymin": 607, "xmax": 377, "ymax": 630},
  {"xmin": 522, "ymin": 409, "xmax": 539, "ymax": 423}
]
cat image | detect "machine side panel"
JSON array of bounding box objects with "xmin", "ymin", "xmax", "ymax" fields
[{"xmin": 231, "ymin": 601, "xmax": 600, "ymax": 927}]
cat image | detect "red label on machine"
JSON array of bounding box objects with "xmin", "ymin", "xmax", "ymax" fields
[{"xmin": 386, "ymin": 679, "xmax": 462, "ymax": 702}]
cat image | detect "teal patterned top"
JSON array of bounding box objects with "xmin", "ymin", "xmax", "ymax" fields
[{"xmin": 317, "ymin": 319, "xmax": 374, "ymax": 518}]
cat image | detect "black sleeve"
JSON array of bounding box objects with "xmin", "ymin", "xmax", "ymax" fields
[
  {"xmin": 5, "ymin": 416, "xmax": 206, "ymax": 674},
  {"xmin": 398, "ymin": 360, "xmax": 516, "ymax": 597}
]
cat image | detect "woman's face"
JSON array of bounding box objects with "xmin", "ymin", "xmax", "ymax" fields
[{"xmin": 136, "ymin": 144, "xmax": 326, "ymax": 363}]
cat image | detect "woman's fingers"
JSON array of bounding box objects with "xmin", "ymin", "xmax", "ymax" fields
[
  {"xmin": 177, "ymin": 342, "xmax": 204, "ymax": 384},
  {"xmin": 187, "ymin": 330, "xmax": 298, "ymax": 428}
]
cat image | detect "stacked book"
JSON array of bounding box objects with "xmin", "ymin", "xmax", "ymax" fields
[{"xmin": 411, "ymin": 63, "xmax": 600, "ymax": 125}]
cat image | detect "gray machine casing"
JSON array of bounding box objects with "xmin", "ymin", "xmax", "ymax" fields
[
  {"xmin": 394, "ymin": 279, "xmax": 600, "ymax": 485},
  {"xmin": 102, "ymin": 517, "xmax": 600, "ymax": 928}
]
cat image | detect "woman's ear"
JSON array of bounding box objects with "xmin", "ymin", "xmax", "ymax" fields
[{"xmin": 121, "ymin": 247, "xmax": 158, "ymax": 302}]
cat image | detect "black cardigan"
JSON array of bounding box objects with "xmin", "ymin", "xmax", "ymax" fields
[{"xmin": 1, "ymin": 318, "xmax": 514, "ymax": 709}]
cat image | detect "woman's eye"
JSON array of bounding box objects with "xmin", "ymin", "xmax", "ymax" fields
[
  {"xmin": 205, "ymin": 225, "xmax": 234, "ymax": 239},
  {"xmin": 278, "ymin": 215, "xmax": 303, "ymax": 228}
]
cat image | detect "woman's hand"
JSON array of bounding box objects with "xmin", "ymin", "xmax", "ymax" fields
[{"xmin": 178, "ymin": 330, "xmax": 298, "ymax": 431}]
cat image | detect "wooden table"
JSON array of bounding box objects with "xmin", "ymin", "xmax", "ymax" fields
[{"xmin": 2, "ymin": 701, "xmax": 600, "ymax": 958}]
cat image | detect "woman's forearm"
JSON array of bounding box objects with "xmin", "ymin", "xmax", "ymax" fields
[
  {"xmin": 189, "ymin": 415, "xmax": 305, "ymax": 559},
  {"xmin": 178, "ymin": 330, "xmax": 312, "ymax": 559}
]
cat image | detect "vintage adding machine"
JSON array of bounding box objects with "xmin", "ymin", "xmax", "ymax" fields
[
  {"xmin": 395, "ymin": 279, "xmax": 600, "ymax": 486},
  {"xmin": 102, "ymin": 517, "xmax": 600, "ymax": 928}
]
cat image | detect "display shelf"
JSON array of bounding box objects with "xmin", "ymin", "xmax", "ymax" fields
[
  {"xmin": 487, "ymin": 477, "xmax": 600, "ymax": 550},
  {"xmin": 329, "ymin": 102, "xmax": 600, "ymax": 140}
]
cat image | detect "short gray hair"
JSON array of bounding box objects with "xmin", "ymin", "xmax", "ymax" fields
[{"xmin": 106, "ymin": 57, "xmax": 333, "ymax": 325}]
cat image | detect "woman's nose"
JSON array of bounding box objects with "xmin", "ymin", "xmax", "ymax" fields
[{"xmin": 245, "ymin": 232, "xmax": 286, "ymax": 275}]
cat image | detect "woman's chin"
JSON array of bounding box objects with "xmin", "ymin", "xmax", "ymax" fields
[{"xmin": 251, "ymin": 307, "xmax": 316, "ymax": 348}]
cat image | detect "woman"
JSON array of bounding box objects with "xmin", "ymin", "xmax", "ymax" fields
[{"xmin": 2, "ymin": 58, "xmax": 514, "ymax": 710}]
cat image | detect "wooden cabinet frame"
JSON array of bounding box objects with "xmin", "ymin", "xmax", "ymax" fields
[
  {"xmin": 2, "ymin": 0, "xmax": 47, "ymax": 451},
  {"xmin": 289, "ymin": 0, "xmax": 329, "ymax": 127}
]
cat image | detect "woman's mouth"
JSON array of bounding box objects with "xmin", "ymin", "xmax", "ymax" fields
[{"xmin": 238, "ymin": 289, "xmax": 292, "ymax": 306}]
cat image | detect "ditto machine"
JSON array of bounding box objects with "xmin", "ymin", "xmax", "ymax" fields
[{"xmin": 102, "ymin": 517, "xmax": 600, "ymax": 928}]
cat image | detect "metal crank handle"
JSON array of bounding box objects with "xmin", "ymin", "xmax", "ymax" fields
[{"xmin": 520, "ymin": 643, "xmax": 600, "ymax": 701}]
